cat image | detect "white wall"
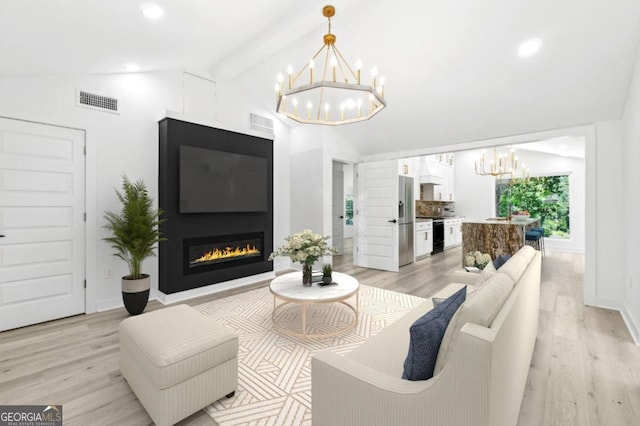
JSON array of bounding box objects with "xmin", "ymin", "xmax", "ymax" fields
[
  {"xmin": 453, "ymin": 150, "xmax": 495, "ymax": 220},
  {"xmin": 621, "ymin": 48, "xmax": 640, "ymax": 344},
  {"xmin": 0, "ymin": 71, "xmax": 291, "ymax": 312},
  {"xmin": 286, "ymin": 126, "xmax": 361, "ymax": 270}
]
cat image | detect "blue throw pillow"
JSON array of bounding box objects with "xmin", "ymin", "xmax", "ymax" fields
[
  {"xmin": 402, "ymin": 286, "xmax": 466, "ymax": 381},
  {"xmin": 493, "ymin": 254, "xmax": 512, "ymax": 269}
]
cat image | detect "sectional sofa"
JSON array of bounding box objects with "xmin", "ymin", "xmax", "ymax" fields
[{"xmin": 312, "ymin": 245, "xmax": 541, "ymax": 426}]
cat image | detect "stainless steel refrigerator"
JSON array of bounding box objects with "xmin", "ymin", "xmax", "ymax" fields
[{"xmin": 398, "ymin": 175, "xmax": 414, "ymax": 266}]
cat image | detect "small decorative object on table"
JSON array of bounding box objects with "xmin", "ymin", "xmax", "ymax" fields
[
  {"xmin": 269, "ymin": 229, "xmax": 337, "ymax": 287},
  {"xmin": 322, "ymin": 264, "xmax": 333, "ymax": 285},
  {"xmin": 464, "ymin": 251, "xmax": 492, "ymax": 270},
  {"xmin": 511, "ymin": 210, "xmax": 530, "ymax": 221}
]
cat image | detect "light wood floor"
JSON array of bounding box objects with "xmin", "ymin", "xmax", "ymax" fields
[{"xmin": 1, "ymin": 241, "xmax": 638, "ymax": 425}]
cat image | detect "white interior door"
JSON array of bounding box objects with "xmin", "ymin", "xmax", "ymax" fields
[
  {"xmin": 332, "ymin": 161, "xmax": 344, "ymax": 255},
  {"xmin": 354, "ymin": 160, "xmax": 399, "ymax": 272},
  {"xmin": 0, "ymin": 117, "xmax": 85, "ymax": 331}
]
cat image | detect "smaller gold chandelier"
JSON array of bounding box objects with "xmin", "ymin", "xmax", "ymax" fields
[
  {"xmin": 475, "ymin": 147, "xmax": 530, "ymax": 179},
  {"xmin": 274, "ymin": 5, "xmax": 386, "ymax": 126}
]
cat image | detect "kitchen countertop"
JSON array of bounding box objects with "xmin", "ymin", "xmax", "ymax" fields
[{"xmin": 463, "ymin": 217, "xmax": 539, "ymax": 225}]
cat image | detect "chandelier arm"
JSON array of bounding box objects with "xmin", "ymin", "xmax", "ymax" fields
[
  {"xmin": 332, "ymin": 45, "xmax": 358, "ymax": 81},
  {"xmin": 330, "ymin": 45, "xmax": 349, "ymax": 82},
  {"xmin": 317, "ymin": 86, "xmax": 325, "ymax": 120},
  {"xmin": 292, "ymin": 44, "xmax": 327, "ymax": 85},
  {"xmin": 322, "ymin": 45, "xmax": 331, "ymax": 82}
]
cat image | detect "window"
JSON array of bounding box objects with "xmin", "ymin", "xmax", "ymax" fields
[
  {"xmin": 345, "ymin": 195, "xmax": 353, "ymax": 226},
  {"xmin": 495, "ymin": 175, "xmax": 570, "ymax": 238}
]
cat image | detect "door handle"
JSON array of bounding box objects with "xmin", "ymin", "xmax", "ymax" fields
[
  {"xmin": 0, "ymin": 234, "xmax": 5, "ymax": 238},
  {"xmin": 388, "ymin": 219, "xmax": 397, "ymax": 223},
  {"xmin": 339, "ymin": 215, "xmax": 344, "ymax": 219}
]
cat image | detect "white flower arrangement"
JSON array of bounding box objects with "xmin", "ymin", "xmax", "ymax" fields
[
  {"xmin": 269, "ymin": 229, "xmax": 337, "ymax": 266},
  {"xmin": 464, "ymin": 251, "xmax": 492, "ymax": 270}
]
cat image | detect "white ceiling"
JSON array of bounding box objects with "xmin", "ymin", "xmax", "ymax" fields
[{"xmin": 1, "ymin": 0, "xmax": 639, "ymax": 157}]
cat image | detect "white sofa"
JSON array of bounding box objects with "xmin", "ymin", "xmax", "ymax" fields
[{"xmin": 312, "ymin": 246, "xmax": 541, "ymax": 426}]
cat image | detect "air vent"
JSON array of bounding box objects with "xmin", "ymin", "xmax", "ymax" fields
[
  {"xmin": 249, "ymin": 113, "xmax": 274, "ymax": 134},
  {"xmin": 77, "ymin": 90, "xmax": 119, "ymax": 113}
]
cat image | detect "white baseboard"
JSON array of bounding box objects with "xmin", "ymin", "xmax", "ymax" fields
[
  {"xmin": 96, "ymin": 296, "xmax": 125, "ymax": 312},
  {"xmin": 620, "ymin": 304, "xmax": 640, "ymax": 345},
  {"xmin": 156, "ymin": 271, "xmax": 276, "ymax": 305},
  {"xmin": 584, "ymin": 296, "xmax": 620, "ymax": 311}
]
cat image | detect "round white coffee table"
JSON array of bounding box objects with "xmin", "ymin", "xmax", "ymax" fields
[{"xmin": 269, "ymin": 271, "xmax": 359, "ymax": 339}]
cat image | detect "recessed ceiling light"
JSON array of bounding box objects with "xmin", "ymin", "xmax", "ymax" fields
[
  {"xmin": 141, "ymin": 3, "xmax": 164, "ymax": 20},
  {"xmin": 123, "ymin": 63, "xmax": 141, "ymax": 72},
  {"xmin": 518, "ymin": 38, "xmax": 542, "ymax": 57}
]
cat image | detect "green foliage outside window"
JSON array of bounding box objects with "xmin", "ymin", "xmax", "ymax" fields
[
  {"xmin": 496, "ymin": 175, "xmax": 570, "ymax": 238},
  {"xmin": 345, "ymin": 195, "xmax": 354, "ymax": 226}
]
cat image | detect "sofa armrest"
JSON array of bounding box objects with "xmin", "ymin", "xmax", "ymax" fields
[{"xmin": 312, "ymin": 327, "xmax": 494, "ymax": 426}]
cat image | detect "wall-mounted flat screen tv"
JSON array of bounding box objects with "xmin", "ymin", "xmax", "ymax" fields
[{"xmin": 179, "ymin": 145, "xmax": 268, "ymax": 213}]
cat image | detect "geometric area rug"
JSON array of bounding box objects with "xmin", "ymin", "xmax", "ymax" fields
[{"xmin": 194, "ymin": 285, "xmax": 425, "ymax": 426}]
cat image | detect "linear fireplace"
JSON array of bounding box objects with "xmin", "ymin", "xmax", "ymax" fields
[
  {"xmin": 159, "ymin": 117, "xmax": 274, "ymax": 295},
  {"xmin": 184, "ymin": 233, "xmax": 264, "ymax": 275}
]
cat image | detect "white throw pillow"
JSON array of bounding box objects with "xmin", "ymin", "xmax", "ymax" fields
[{"xmin": 433, "ymin": 272, "xmax": 514, "ymax": 375}]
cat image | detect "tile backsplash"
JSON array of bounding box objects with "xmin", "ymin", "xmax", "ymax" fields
[{"xmin": 416, "ymin": 201, "xmax": 455, "ymax": 217}]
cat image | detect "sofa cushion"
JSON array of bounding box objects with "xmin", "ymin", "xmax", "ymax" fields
[
  {"xmin": 433, "ymin": 273, "xmax": 514, "ymax": 375},
  {"xmin": 499, "ymin": 245, "xmax": 535, "ymax": 283},
  {"xmin": 402, "ymin": 286, "xmax": 466, "ymax": 381}
]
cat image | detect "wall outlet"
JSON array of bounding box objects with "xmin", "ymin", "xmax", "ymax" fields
[{"xmin": 105, "ymin": 267, "xmax": 113, "ymax": 279}]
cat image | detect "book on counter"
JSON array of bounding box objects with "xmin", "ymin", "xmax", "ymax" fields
[
  {"xmin": 464, "ymin": 266, "xmax": 481, "ymax": 273},
  {"xmin": 311, "ymin": 270, "xmax": 323, "ymax": 282}
]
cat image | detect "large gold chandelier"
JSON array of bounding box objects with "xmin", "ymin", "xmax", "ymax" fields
[
  {"xmin": 475, "ymin": 147, "xmax": 530, "ymax": 179},
  {"xmin": 274, "ymin": 5, "xmax": 386, "ymax": 126}
]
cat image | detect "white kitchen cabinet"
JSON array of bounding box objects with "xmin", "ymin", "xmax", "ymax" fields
[
  {"xmin": 444, "ymin": 218, "xmax": 463, "ymax": 249},
  {"xmin": 446, "ymin": 167, "xmax": 455, "ymax": 201},
  {"xmin": 419, "ymin": 154, "xmax": 455, "ymax": 201},
  {"xmin": 415, "ymin": 220, "xmax": 433, "ymax": 258}
]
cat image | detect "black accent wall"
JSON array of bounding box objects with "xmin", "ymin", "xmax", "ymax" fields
[{"xmin": 158, "ymin": 117, "xmax": 274, "ymax": 294}]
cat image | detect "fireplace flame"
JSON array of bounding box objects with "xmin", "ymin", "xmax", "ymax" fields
[{"xmin": 194, "ymin": 244, "xmax": 260, "ymax": 264}]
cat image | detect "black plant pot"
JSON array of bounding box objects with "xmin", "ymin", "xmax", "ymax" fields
[
  {"xmin": 122, "ymin": 289, "xmax": 150, "ymax": 315},
  {"xmin": 122, "ymin": 274, "xmax": 150, "ymax": 316}
]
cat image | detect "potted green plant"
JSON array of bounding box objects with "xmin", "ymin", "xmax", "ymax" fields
[
  {"xmin": 103, "ymin": 176, "xmax": 166, "ymax": 315},
  {"xmin": 322, "ymin": 264, "xmax": 333, "ymax": 285}
]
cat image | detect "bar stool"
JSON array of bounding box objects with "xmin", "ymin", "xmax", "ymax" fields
[
  {"xmin": 525, "ymin": 230, "xmax": 543, "ymax": 256},
  {"xmin": 531, "ymin": 226, "xmax": 545, "ymax": 256}
]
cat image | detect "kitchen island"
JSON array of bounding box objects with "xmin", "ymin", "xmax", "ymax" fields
[{"xmin": 461, "ymin": 217, "xmax": 540, "ymax": 264}]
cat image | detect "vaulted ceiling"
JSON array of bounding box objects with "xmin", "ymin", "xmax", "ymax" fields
[{"xmin": 1, "ymin": 0, "xmax": 639, "ymax": 156}]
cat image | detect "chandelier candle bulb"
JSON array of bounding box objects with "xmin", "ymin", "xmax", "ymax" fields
[
  {"xmin": 309, "ymin": 59, "xmax": 315, "ymax": 83},
  {"xmin": 307, "ymin": 101, "xmax": 313, "ymax": 120},
  {"xmin": 340, "ymin": 103, "xmax": 345, "ymax": 120},
  {"xmin": 287, "ymin": 65, "xmax": 293, "ymax": 89},
  {"xmin": 371, "ymin": 67, "xmax": 378, "ymax": 89},
  {"xmin": 293, "ymin": 98, "xmax": 299, "ymax": 117},
  {"xmin": 331, "ymin": 56, "xmax": 337, "ymax": 82},
  {"xmin": 324, "ymin": 103, "xmax": 330, "ymax": 121},
  {"xmin": 356, "ymin": 59, "xmax": 362, "ymax": 84}
]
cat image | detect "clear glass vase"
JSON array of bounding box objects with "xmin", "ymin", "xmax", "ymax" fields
[{"xmin": 302, "ymin": 264, "xmax": 313, "ymax": 287}]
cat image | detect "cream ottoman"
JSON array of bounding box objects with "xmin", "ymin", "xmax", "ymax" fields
[{"xmin": 119, "ymin": 304, "xmax": 238, "ymax": 426}]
